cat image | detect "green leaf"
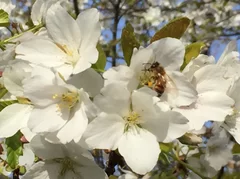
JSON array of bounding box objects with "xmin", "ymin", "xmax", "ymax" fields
[
  {"xmin": 150, "ymin": 17, "xmax": 190, "ymax": 43},
  {"xmin": 0, "ymin": 9, "xmax": 9, "ymax": 27},
  {"xmin": 92, "ymin": 43, "xmax": 107, "ymax": 72},
  {"xmin": 160, "ymin": 143, "xmax": 173, "ymax": 153},
  {"xmin": 159, "ymin": 152, "xmax": 171, "ymax": 165},
  {"xmin": 213, "ymin": 173, "xmax": 240, "ymax": 179},
  {"xmin": 0, "ymin": 100, "xmax": 18, "ymax": 112},
  {"xmin": 19, "ymin": 166, "xmax": 26, "ymax": 175},
  {"xmin": 232, "ymin": 143, "xmax": 240, "ymax": 154},
  {"xmin": 5, "ymin": 131, "xmax": 23, "ymax": 169},
  {"xmin": 121, "ymin": 23, "xmax": 140, "ymax": 66},
  {"xmin": 0, "ymin": 88, "xmax": 8, "ymax": 99},
  {"xmin": 180, "ymin": 42, "xmax": 205, "ymax": 71}
]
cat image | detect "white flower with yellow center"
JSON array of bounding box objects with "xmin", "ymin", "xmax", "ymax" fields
[
  {"xmin": 103, "ymin": 37, "xmax": 197, "ymax": 108},
  {"xmin": 173, "ymin": 64, "xmax": 235, "ymax": 130},
  {"xmin": 174, "ymin": 41, "xmax": 238, "ymax": 130},
  {"xmin": 0, "ymin": 61, "xmax": 33, "ymax": 138},
  {"xmin": 84, "ymin": 84, "xmax": 189, "ymax": 175},
  {"xmin": 16, "ymin": 3, "xmax": 101, "ymax": 80},
  {"xmin": 22, "ymin": 135, "xmax": 107, "ymax": 179},
  {"xmin": 22, "ymin": 66, "xmax": 92, "ymax": 144}
]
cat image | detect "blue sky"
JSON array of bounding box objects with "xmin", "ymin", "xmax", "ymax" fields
[{"xmin": 104, "ymin": 16, "xmax": 240, "ymax": 69}]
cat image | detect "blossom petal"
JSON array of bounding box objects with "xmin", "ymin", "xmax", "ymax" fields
[
  {"xmin": 222, "ymin": 115, "xmax": 240, "ymax": 144},
  {"xmin": 30, "ymin": 135, "xmax": 65, "ymax": 160},
  {"xmin": 56, "ymin": 103, "xmax": 88, "ymax": 144},
  {"xmin": 183, "ymin": 54, "xmax": 215, "ymax": 81},
  {"xmin": 19, "ymin": 144, "xmax": 35, "ymax": 169},
  {"xmin": 118, "ymin": 127, "xmax": 160, "ymax": 175},
  {"xmin": 73, "ymin": 47, "xmax": 96, "ymax": 74},
  {"xmin": 161, "ymin": 111, "xmax": 189, "ymax": 142},
  {"xmin": 148, "ymin": 38, "xmax": 185, "ymax": 71},
  {"xmin": 24, "ymin": 80, "xmax": 67, "ymax": 107},
  {"xmin": 228, "ymin": 78, "xmax": 240, "ymax": 110},
  {"xmin": 31, "ymin": 0, "xmax": 56, "ymax": 25},
  {"xmin": 141, "ymin": 114, "xmax": 169, "ymax": 142},
  {"xmin": 193, "ymin": 65, "xmax": 233, "ymax": 94},
  {"xmin": 103, "ymin": 65, "xmax": 138, "ymax": 91},
  {"xmin": 217, "ymin": 41, "xmax": 238, "ymax": 66},
  {"xmin": 46, "ymin": 3, "xmax": 81, "ymax": 49},
  {"xmin": 131, "ymin": 89, "xmax": 157, "ymax": 115},
  {"xmin": 28, "ymin": 104, "xmax": 69, "ymax": 133},
  {"xmin": 3, "ymin": 61, "xmax": 32, "ymax": 97},
  {"xmin": 94, "ymin": 84, "xmax": 130, "ymax": 117},
  {"xmin": 130, "ymin": 48, "xmax": 153, "ymax": 75},
  {"xmin": 162, "ymin": 71, "xmax": 197, "ymax": 107},
  {"xmin": 76, "ymin": 8, "xmax": 100, "ymax": 53},
  {"xmin": 73, "ymin": 165, "xmax": 107, "ymax": 179},
  {"xmin": 20, "ymin": 127, "xmax": 36, "ymax": 142},
  {"xmin": 67, "ymin": 68, "xmax": 103, "ymax": 97},
  {"xmin": 84, "ymin": 112, "xmax": 125, "ymax": 150},
  {"xmin": 22, "ymin": 161, "xmax": 61, "ymax": 179},
  {"xmin": 0, "ymin": 104, "xmax": 32, "ymax": 138},
  {"xmin": 118, "ymin": 173, "xmax": 138, "ymax": 179},
  {"xmin": 80, "ymin": 89, "xmax": 99, "ymax": 122},
  {"xmin": 55, "ymin": 64, "xmax": 73, "ymax": 81},
  {"xmin": 16, "ymin": 38, "xmax": 66, "ymax": 67},
  {"xmin": 174, "ymin": 92, "xmax": 234, "ymax": 130}
]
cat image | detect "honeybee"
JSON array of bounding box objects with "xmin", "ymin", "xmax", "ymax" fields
[{"xmin": 144, "ymin": 62, "xmax": 167, "ymax": 97}]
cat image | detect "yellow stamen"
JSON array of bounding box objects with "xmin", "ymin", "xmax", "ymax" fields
[
  {"xmin": 124, "ymin": 111, "xmax": 141, "ymax": 131},
  {"xmin": 52, "ymin": 94, "xmax": 58, "ymax": 99},
  {"xmin": 53, "ymin": 91, "xmax": 79, "ymax": 111}
]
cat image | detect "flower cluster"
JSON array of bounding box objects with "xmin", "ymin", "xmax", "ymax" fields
[{"xmin": 0, "ymin": 0, "xmax": 239, "ymax": 178}]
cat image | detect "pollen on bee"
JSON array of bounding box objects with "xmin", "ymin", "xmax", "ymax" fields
[{"xmin": 148, "ymin": 81, "xmax": 153, "ymax": 87}]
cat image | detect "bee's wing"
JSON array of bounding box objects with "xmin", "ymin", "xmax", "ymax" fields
[
  {"xmin": 142, "ymin": 62, "xmax": 152, "ymax": 70},
  {"xmin": 164, "ymin": 74, "xmax": 178, "ymax": 94}
]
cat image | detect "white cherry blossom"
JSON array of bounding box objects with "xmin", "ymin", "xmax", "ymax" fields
[
  {"xmin": 31, "ymin": 0, "xmax": 58, "ymax": 25},
  {"xmin": 173, "ymin": 42, "xmax": 238, "ymax": 130},
  {"xmin": 84, "ymin": 84, "xmax": 189, "ymax": 174},
  {"xmin": 204, "ymin": 128, "xmax": 233, "ymax": 171},
  {"xmin": 0, "ymin": 62, "xmax": 33, "ymax": 138},
  {"xmin": 22, "ymin": 135, "xmax": 107, "ymax": 179},
  {"xmin": 16, "ymin": 4, "xmax": 101, "ymax": 80},
  {"xmin": 104, "ymin": 38, "xmax": 197, "ymax": 107},
  {"xmin": 19, "ymin": 144, "xmax": 35, "ymax": 171},
  {"xmin": 3, "ymin": 61, "xmax": 32, "ymax": 97},
  {"xmin": 22, "ymin": 66, "xmax": 92, "ymax": 144}
]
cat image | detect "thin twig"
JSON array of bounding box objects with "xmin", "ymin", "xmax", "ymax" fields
[
  {"xmin": 217, "ymin": 167, "xmax": 224, "ymax": 179},
  {"xmin": 73, "ymin": 0, "xmax": 80, "ymax": 16}
]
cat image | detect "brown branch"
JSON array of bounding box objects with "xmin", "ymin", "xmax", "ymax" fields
[
  {"xmin": 73, "ymin": 0, "xmax": 80, "ymax": 16},
  {"xmin": 111, "ymin": 0, "xmax": 122, "ymax": 67},
  {"xmin": 217, "ymin": 167, "xmax": 224, "ymax": 179},
  {"xmin": 105, "ymin": 151, "xmax": 125, "ymax": 176}
]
